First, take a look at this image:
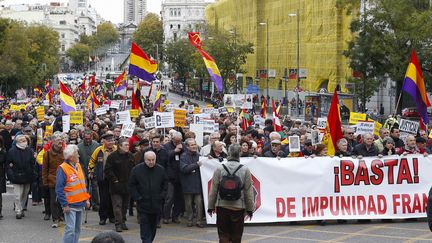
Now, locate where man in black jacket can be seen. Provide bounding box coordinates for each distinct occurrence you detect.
[105,138,135,233]
[162,131,184,224]
[128,151,167,243]
[390,127,405,154]
[353,133,378,157]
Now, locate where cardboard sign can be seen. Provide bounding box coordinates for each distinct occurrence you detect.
[62,115,70,133]
[110,100,121,110]
[194,114,211,124]
[349,112,367,124]
[311,130,321,145]
[399,119,419,135]
[203,120,216,134]
[129,109,139,118]
[356,121,374,135]
[36,106,45,122]
[144,116,155,129]
[194,107,201,114]
[218,107,228,114]
[116,110,131,124]
[155,112,175,128]
[174,109,187,128]
[288,136,301,152]
[69,111,83,125]
[10,105,20,111]
[190,123,204,147]
[95,107,108,116]
[120,123,136,138]
[36,128,44,146]
[202,107,214,114]
[44,125,53,138]
[317,117,327,129]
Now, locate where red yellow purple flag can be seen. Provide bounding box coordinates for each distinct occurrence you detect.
[322,89,343,156]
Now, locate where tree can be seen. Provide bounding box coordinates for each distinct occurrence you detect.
[66,43,91,70]
[92,22,119,49]
[133,13,164,61]
[339,0,432,112]
[164,39,196,90]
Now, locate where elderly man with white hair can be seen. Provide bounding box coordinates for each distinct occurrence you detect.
[56,144,90,243]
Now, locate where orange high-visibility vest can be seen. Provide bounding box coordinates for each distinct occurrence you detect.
[59,162,90,204]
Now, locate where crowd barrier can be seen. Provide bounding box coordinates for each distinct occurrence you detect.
[199,155,430,224]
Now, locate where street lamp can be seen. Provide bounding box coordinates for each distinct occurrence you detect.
[259,20,269,100]
[229,29,238,94]
[289,10,300,116]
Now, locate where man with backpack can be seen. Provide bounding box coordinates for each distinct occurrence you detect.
[207,143,255,243]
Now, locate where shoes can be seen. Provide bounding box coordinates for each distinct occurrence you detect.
[196,223,204,228]
[0,214,3,220]
[157,221,161,228]
[187,222,193,227]
[16,213,23,219]
[92,205,99,212]
[99,219,107,225]
[128,210,134,216]
[172,218,180,224]
[32,202,37,206]
[109,218,115,223]
[52,220,59,228]
[162,219,170,224]
[44,214,51,221]
[319,220,327,226]
[121,223,128,230]
[59,216,64,222]
[115,224,123,232]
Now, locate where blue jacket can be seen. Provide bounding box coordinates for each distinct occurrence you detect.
[179,151,202,194]
[55,162,87,208]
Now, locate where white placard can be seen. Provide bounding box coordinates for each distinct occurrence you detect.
[187,105,194,113]
[203,120,215,133]
[190,123,204,147]
[110,100,121,110]
[62,115,70,133]
[311,130,321,145]
[193,113,211,124]
[144,116,155,129]
[43,100,50,106]
[356,121,375,135]
[214,123,219,133]
[202,108,214,114]
[155,112,175,128]
[116,110,131,124]
[288,136,301,152]
[317,117,327,129]
[399,119,419,135]
[95,107,108,116]
[120,122,136,138]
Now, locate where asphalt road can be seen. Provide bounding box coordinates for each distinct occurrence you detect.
[1,185,432,243]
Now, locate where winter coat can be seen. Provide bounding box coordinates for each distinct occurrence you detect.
[179,151,202,194]
[143,147,169,169]
[42,147,64,188]
[104,150,134,195]
[128,163,167,214]
[352,143,378,157]
[163,141,184,182]
[6,145,36,184]
[77,140,99,177]
[0,148,6,193]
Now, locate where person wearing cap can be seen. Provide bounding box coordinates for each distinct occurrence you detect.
[89,132,116,225]
[263,140,287,158]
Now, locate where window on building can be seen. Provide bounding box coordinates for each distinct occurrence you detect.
[178,9,181,16]
[61,44,65,52]
[170,24,173,29]
[170,9,173,16]
[59,20,66,25]
[178,24,180,29]
[173,33,177,42]
[61,33,65,38]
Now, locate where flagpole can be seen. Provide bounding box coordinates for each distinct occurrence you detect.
[393,84,403,117]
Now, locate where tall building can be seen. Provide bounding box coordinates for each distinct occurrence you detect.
[69,0,88,14]
[124,0,147,24]
[161,0,211,42]
[205,0,356,97]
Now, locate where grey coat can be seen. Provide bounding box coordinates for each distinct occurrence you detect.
[179,151,202,194]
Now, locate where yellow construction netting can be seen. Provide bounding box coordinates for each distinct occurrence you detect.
[205,0,356,93]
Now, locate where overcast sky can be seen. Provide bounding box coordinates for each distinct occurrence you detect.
[2,0,162,23]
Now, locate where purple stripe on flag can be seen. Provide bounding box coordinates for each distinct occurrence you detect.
[60,100,75,114]
[129,64,156,81]
[207,68,223,92]
[402,77,429,124]
[153,98,161,111]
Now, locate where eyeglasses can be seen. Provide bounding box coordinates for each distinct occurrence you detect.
[347,133,354,135]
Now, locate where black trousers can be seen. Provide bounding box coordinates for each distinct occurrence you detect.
[139,212,158,243]
[98,180,114,220]
[216,207,245,243]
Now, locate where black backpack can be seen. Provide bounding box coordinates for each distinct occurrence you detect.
[218,164,243,201]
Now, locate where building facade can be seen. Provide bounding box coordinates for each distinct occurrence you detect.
[205,0,356,98]
[161,0,211,42]
[124,0,147,24]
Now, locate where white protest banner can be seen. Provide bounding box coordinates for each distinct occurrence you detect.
[155,112,175,128]
[116,110,131,124]
[95,107,108,116]
[356,121,375,135]
[120,123,136,138]
[193,113,211,124]
[62,115,70,133]
[399,119,419,135]
[200,155,431,224]
[190,123,204,147]
[143,116,155,129]
[223,94,253,109]
[317,118,327,129]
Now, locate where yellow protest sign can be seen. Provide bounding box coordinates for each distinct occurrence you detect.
[164,100,170,105]
[3,109,9,115]
[193,107,200,114]
[429,129,432,139]
[227,107,235,113]
[349,112,367,124]
[374,121,382,137]
[44,125,53,138]
[129,109,139,118]
[10,105,20,111]
[206,104,213,108]
[19,104,27,110]
[174,109,187,127]
[69,111,83,124]
[36,106,45,122]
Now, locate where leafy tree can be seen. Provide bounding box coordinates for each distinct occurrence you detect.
[339,0,432,111]
[133,13,164,61]
[92,22,119,49]
[66,43,91,70]
[164,39,196,89]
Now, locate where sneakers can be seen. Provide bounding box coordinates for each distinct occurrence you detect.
[121,223,128,230]
[115,224,123,232]
[52,220,59,228]
[44,214,51,221]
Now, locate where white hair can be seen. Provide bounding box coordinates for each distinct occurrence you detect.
[63,144,78,160]
[269,131,281,140]
[172,131,183,140]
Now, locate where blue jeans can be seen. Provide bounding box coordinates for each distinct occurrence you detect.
[63,208,83,243]
[139,212,158,243]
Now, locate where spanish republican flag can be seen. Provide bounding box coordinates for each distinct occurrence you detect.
[402,49,431,124]
[322,89,343,156]
[59,81,76,114]
[129,42,157,81]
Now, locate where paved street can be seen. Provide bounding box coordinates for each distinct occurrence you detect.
[1,186,432,243]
